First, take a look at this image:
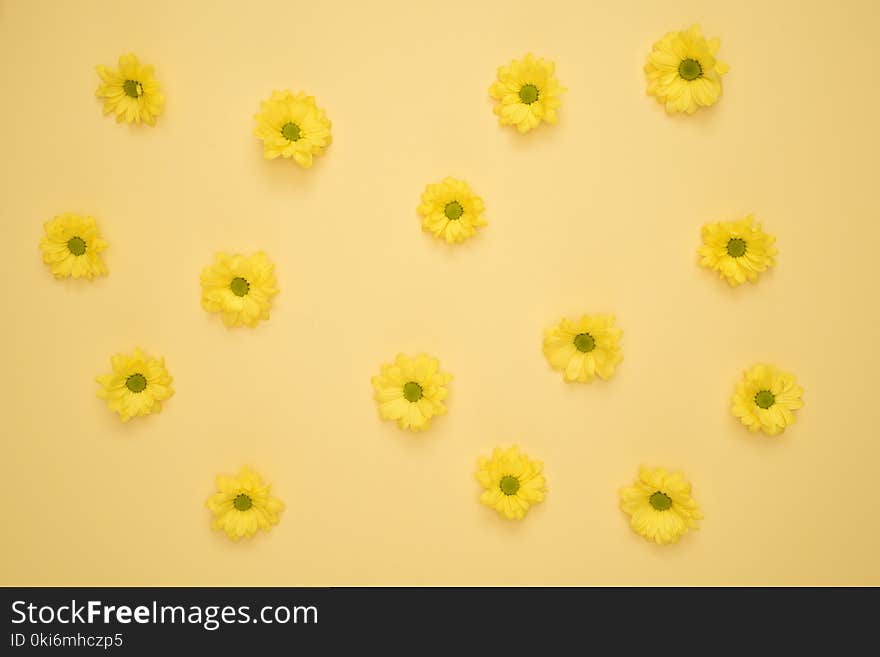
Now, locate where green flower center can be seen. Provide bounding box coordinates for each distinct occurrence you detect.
[519,83,539,104]
[755,389,776,409]
[726,238,747,258]
[281,122,302,141]
[678,58,703,81]
[574,333,596,353]
[123,79,142,98]
[403,381,423,403]
[125,373,147,393]
[230,277,250,297]
[649,491,672,511]
[500,475,520,496]
[444,201,464,220]
[67,236,86,256]
[233,494,253,511]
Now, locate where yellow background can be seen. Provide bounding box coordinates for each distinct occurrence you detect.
[2,0,879,586]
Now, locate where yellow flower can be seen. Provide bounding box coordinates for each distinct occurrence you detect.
[543,314,623,383]
[206,466,284,541]
[476,446,546,520]
[200,252,279,328]
[95,53,164,125]
[489,53,566,133]
[732,364,804,435]
[96,348,173,422]
[39,213,108,280]
[698,215,777,287]
[620,465,702,545]
[371,353,452,432]
[253,90,332,168]
[645,25,729,114]
[417,177,487,244]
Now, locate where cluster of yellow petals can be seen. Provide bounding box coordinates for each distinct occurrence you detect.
[95,53,164,125]
[645,25,729,114]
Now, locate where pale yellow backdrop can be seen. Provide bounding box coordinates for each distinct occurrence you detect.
[1,0,878,586]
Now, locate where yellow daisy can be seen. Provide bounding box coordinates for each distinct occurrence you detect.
[371,353,452,432]
[645,24,729,114]
[489,53,566,133]
[39,213,108,280]
[417,177,487,244]
[732,364,804,435]
[476,446,546,520]
[253,90,332,168]
[206,466,284,541]
[95,53,164,125]
[620,465,702,545]
[200,252,279,328]
[96,348,173,422]
[698,215,777,287]
[543,314,623,383]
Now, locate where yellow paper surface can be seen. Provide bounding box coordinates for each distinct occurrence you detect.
[1,0,879,585]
